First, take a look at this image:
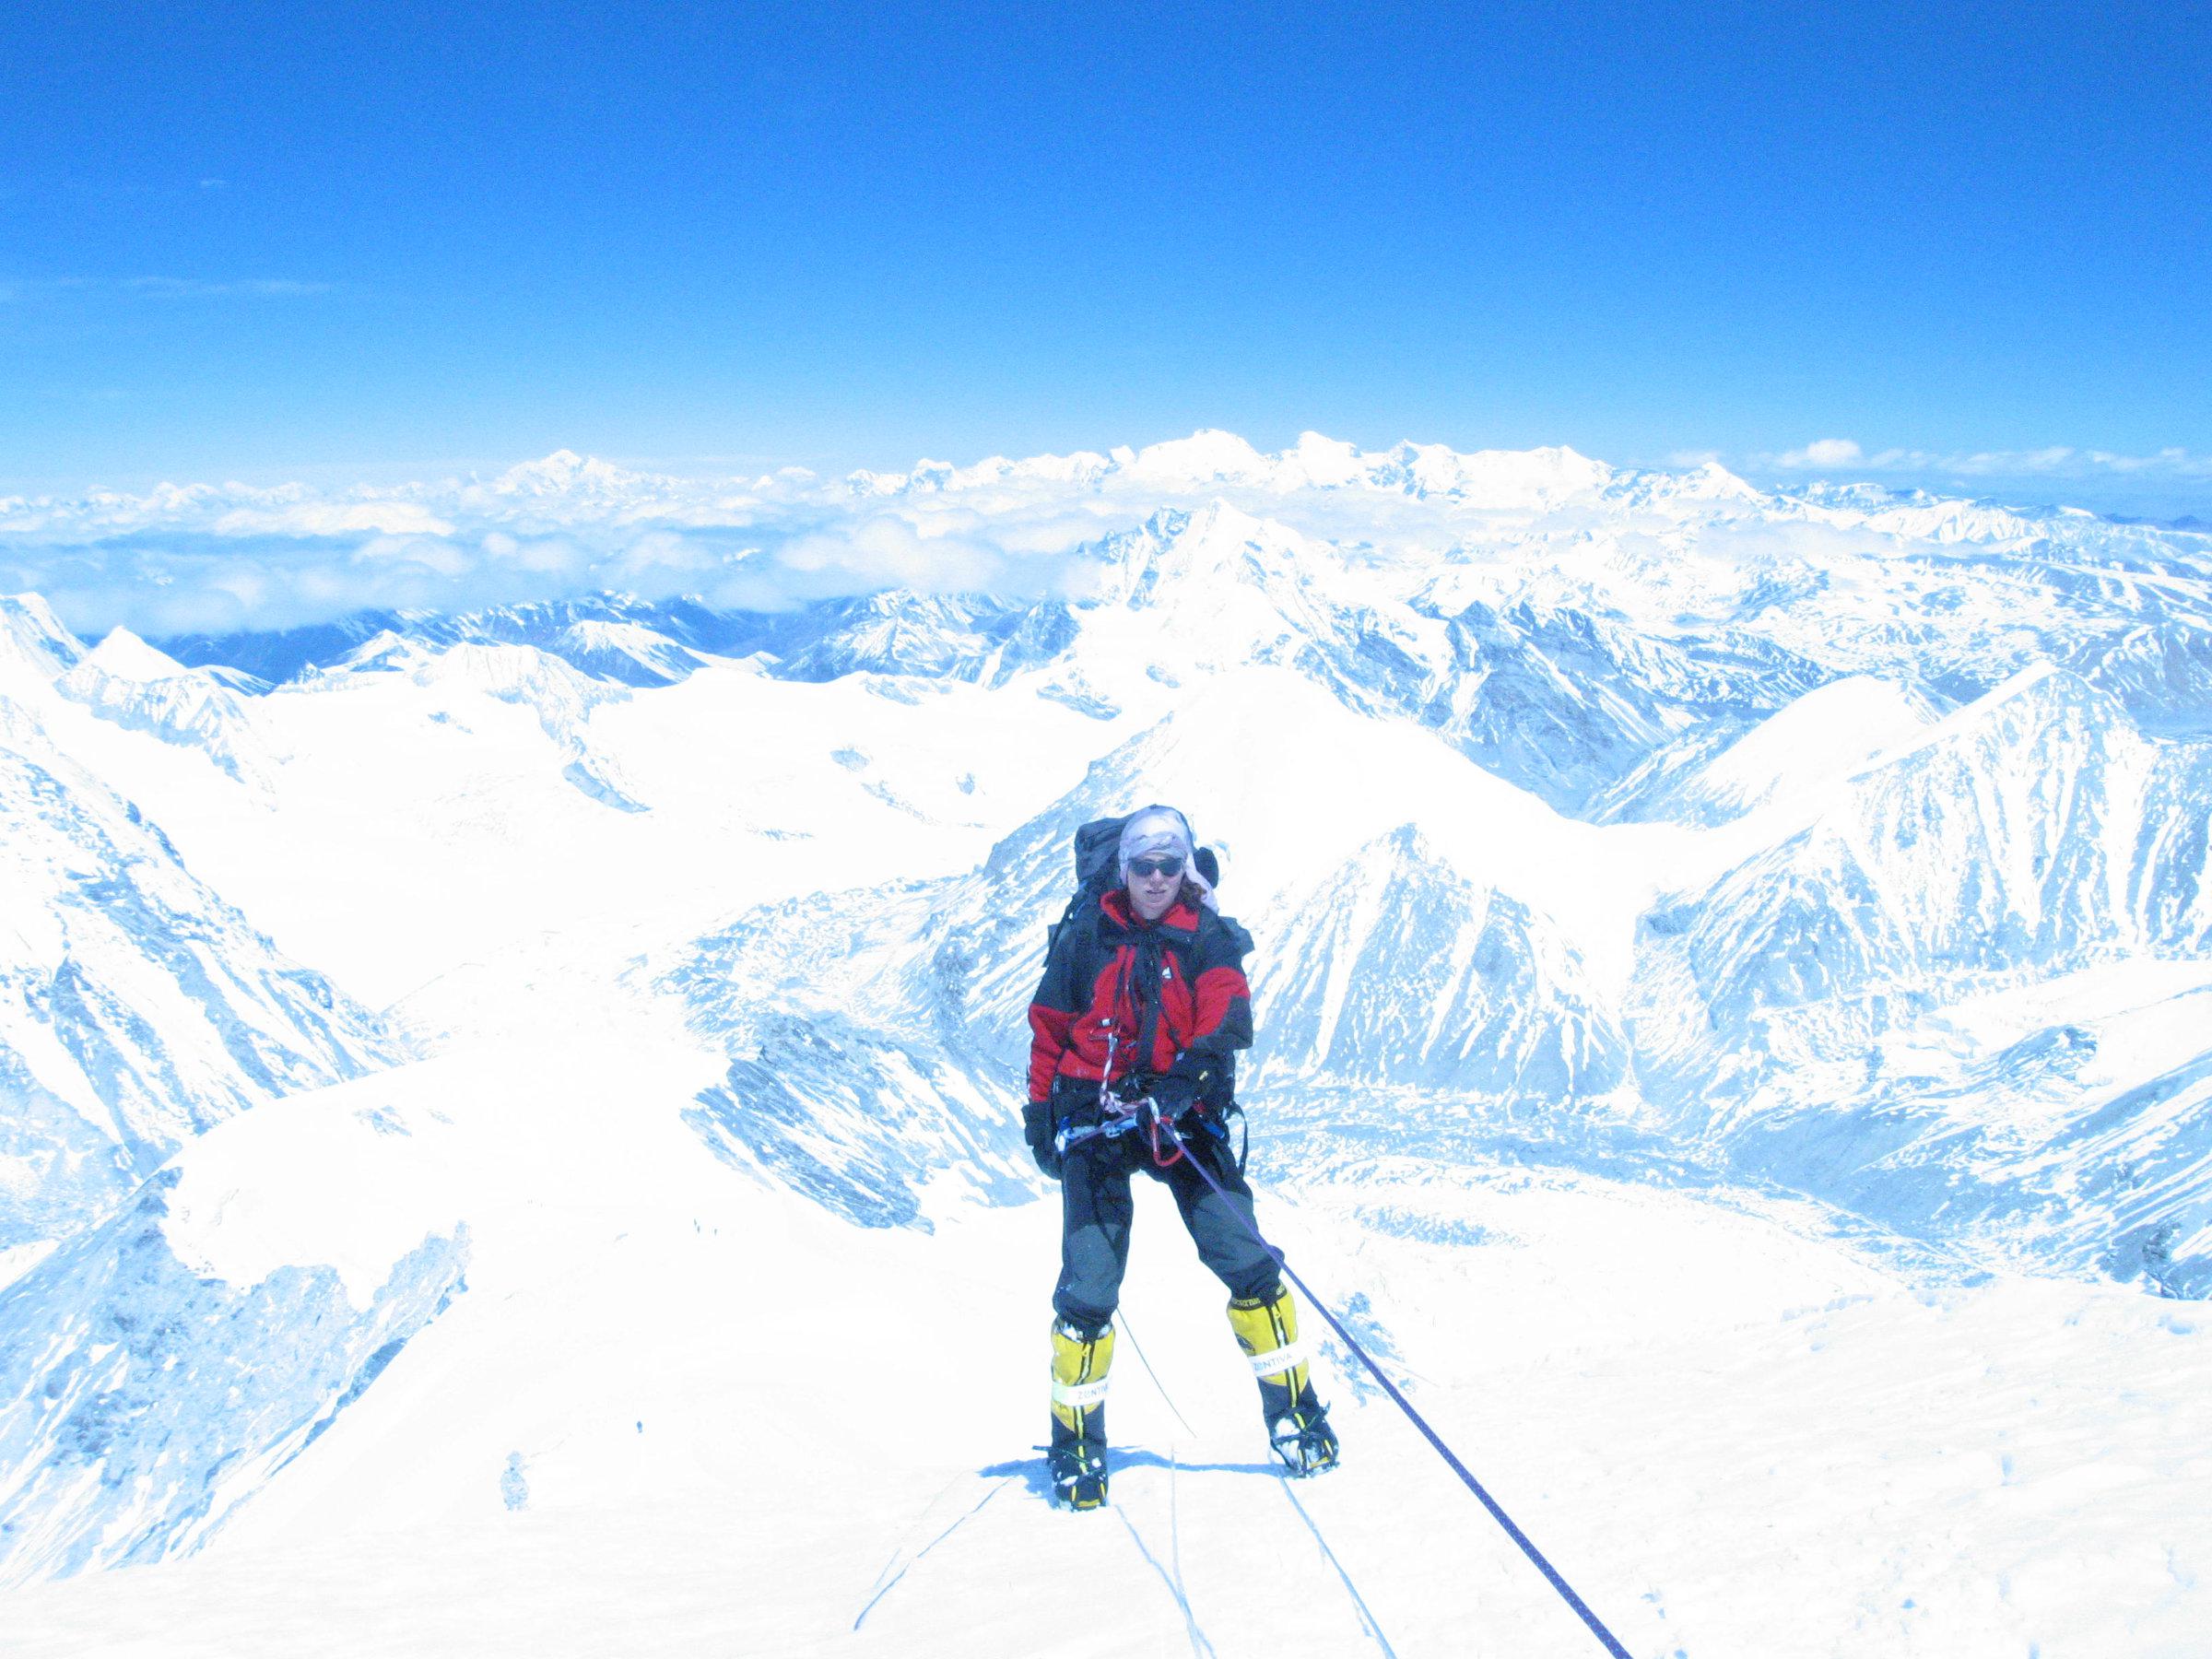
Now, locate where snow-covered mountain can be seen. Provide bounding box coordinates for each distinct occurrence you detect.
[1626,664,2212,1289]
[295,631,650,812]
[55,629,282,789]
[1594,675,1939,828]
[0,594,84,700]
[13,431,2210,1280]
[661,665,1633,1230]
[0,699,397,1254]
[849,429,1616,506]
[0,1164,464,1583]
[1,431,2209,1652]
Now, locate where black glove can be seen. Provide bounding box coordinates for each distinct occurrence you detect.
[1147,1072,1198,1118]
[1023,1100,1063,1181]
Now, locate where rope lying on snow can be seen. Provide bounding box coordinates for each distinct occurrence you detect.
[1155,1109,1636,1659]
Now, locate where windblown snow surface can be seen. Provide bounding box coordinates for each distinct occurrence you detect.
[0,435,2208,1656]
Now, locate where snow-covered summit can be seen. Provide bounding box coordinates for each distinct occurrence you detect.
[1641,675,1939,826]
[0,594,83,695]
[549,618,706,686]
[482,448,665,504]
[846,429,1617,508]
[1600,458,1766,509]
[76,626,189,682]
[54,630,278,787]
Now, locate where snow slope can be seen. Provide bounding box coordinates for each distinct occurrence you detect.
[0,1018,2201,1653]
[0,700,396,1253]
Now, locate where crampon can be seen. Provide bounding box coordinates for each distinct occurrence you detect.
[1270,1409,1341,1478]
[1047,1442,1109,1510]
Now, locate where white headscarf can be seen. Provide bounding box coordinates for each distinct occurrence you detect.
[1116,805,1216,911]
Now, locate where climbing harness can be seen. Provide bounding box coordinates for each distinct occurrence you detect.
[1053,1091,1242,1176]
[1054,1030,1242,1171]
[1133,1099,1636,1659]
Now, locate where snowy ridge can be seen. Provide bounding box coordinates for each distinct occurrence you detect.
[546,619,704,687]
[0,1169,464,1584]
[0,596,83,703]
[1601,675,1940,828]
[299,632,646,811]
[55,629,283,790]
[0,706,400,1252]
[1627,665,2212,1287]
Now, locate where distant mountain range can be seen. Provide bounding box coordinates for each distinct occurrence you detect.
[2,433,2210,1580]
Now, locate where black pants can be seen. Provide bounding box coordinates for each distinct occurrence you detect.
[1053,1124,1284,1332]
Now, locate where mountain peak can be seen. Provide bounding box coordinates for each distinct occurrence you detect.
[1123,429,1273,487]
[0,594,85,685]
[1287,430,1365,487]
[1932,662,2116,745]
[82,628,190,685]
[1089,500,1300,608]
[488,450,645,500]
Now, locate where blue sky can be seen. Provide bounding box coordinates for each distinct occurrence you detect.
[3,1,2207,514]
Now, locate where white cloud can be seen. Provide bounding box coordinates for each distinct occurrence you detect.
[349,534,474,578]
[1765,439,2212,482]
[1776,439,1865,468]
[0,458,1106,636]
[5,431,2208,641]
[2084,446,2212,477]
[794,516,995,586]
[609,530,729,582]
[213,501,453,536]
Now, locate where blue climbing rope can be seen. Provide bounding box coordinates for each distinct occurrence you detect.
[1153,1108,1636,1659]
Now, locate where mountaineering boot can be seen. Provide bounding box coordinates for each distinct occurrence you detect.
[1047,1440,1108,1512]
[1227,1288,1341,1477]
[1047,1316,1115,1510]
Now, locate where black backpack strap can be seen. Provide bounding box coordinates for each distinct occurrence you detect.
[1126,933,1165,1088]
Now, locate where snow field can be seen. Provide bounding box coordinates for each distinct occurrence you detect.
[2,1006,2204,1655]
[21,645,1123,1011]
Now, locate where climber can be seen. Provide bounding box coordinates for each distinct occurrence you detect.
[1024,805,1338,1510]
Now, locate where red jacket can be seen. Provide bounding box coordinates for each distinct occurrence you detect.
[1026,888,1253,1106]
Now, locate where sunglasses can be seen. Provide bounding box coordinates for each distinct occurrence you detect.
[1129,855,1185,880]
